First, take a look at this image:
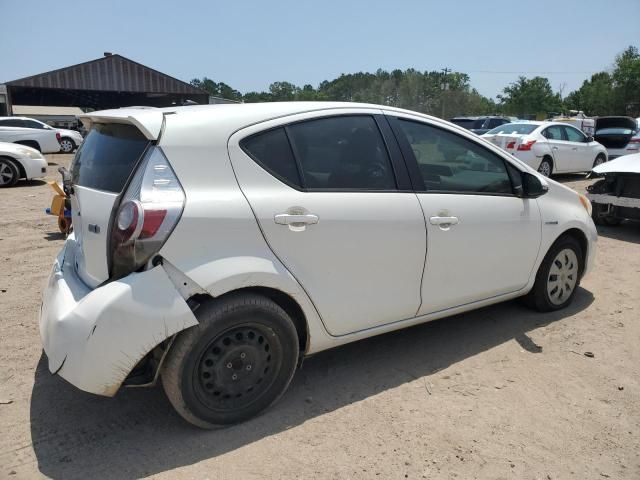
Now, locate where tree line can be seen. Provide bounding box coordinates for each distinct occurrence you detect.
[191,45,639,119]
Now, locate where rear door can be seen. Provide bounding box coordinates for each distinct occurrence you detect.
[561,125,592,171]
[69,123,150,287]
[387,114,542,313]
[228,110,426,336]
[541,125,571,172]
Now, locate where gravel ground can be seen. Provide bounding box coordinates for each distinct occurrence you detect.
[1,154,639,479]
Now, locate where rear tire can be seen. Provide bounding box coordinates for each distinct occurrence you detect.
[0,157,20,187]
[537,157,553,177]
[59,137,75,154]
[523,235,583,312]
[162,292,299,428]
[593,154,606,169]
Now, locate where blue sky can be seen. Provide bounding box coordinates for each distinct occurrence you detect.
[1,0,638,100]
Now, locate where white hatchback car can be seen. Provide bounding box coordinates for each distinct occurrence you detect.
[482,121,608,176]
[40,103,597,427]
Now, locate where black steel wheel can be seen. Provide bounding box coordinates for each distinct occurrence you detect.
[162,292,299,428]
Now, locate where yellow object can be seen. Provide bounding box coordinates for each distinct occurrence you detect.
[50,194,66,216]
[48,180,65,196]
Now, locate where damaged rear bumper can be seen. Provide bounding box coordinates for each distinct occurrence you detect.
[39,236,198,396]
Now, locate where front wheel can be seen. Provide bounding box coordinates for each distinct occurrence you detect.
[0,158,19,187]
[162,292,299,428]
[523,236,583,312]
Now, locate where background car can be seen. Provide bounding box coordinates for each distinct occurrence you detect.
[40,102,597,428]
[0,116,83,153]
[482,121,608,176]
[593,116,640,160]
[0,117,61,153]
[587,152,640,225]
[449,116,512,135]
[0,141,47,187]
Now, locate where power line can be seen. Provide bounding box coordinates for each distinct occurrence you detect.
[458,70,599,75]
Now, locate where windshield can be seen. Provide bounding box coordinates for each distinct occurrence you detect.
[486,123,537,135]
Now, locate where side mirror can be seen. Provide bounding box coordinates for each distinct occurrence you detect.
[522,172,548,198]
[586,135,594,142]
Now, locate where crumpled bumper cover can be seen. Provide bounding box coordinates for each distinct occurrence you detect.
[39,238,198,396]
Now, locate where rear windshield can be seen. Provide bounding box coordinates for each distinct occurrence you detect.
[71,123,150,193]
[486,123,537,135]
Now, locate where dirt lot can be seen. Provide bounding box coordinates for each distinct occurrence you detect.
[1,154,639,479]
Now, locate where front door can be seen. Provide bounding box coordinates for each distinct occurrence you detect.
[228,111,427,336]
[388,115,542,314]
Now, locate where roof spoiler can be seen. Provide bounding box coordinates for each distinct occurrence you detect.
[78,108,167,140]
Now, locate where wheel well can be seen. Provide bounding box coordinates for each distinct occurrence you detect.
[0,155,25,179]
[14,140,41,152]
[542,155,553,165]
[189,287,309,354]
[558,228,588,277]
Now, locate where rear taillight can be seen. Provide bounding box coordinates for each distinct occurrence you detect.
[506,141,516,149]
[517,140,536,151]
[110,147,185,279]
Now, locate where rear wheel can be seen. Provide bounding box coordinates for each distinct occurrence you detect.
[537,157,553,177]
[593,154,606,169]
[59,137,75,154]
[523,235,583,312]
[0,157,19,187]
[162,292,299,428]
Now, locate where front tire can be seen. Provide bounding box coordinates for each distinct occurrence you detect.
[0,157,20,187]
[523,235,583,312]
[162,292,299,428]
[59,137,75,154]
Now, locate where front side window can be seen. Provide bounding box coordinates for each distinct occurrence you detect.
[286,115,396,190]
[562,126,586,143]
[396,119,514,195]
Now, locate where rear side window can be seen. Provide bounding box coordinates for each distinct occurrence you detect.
[543,126,565,140]
[240,128,302,187]
[241,115,397,191]
[71,123,150,193]
[287,115,396,190]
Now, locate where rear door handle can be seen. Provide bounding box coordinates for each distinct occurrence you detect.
[274,213,319,226]
[429,216,459,228]
[552,146,559,150]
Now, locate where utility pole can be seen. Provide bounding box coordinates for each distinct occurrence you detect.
[440,67,451,119]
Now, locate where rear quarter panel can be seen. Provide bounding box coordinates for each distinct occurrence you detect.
[156,111,331,354]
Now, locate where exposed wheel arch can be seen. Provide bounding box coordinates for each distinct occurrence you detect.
[189,287,309,355]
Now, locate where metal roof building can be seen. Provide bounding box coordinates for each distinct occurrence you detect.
[1,53,209,113]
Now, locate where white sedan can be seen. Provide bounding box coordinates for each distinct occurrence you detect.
[482,121,608,176]
[0,141,48,187]
[0,117,84,153]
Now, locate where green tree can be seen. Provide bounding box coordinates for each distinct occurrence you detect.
[498,76,562,117]
[564,72,614,115]
[611,45,640,115]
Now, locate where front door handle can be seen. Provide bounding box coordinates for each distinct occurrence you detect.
[552,146,559,150]
[429,216,459,229]
[274,213,319,226]
[571,147,578,151]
